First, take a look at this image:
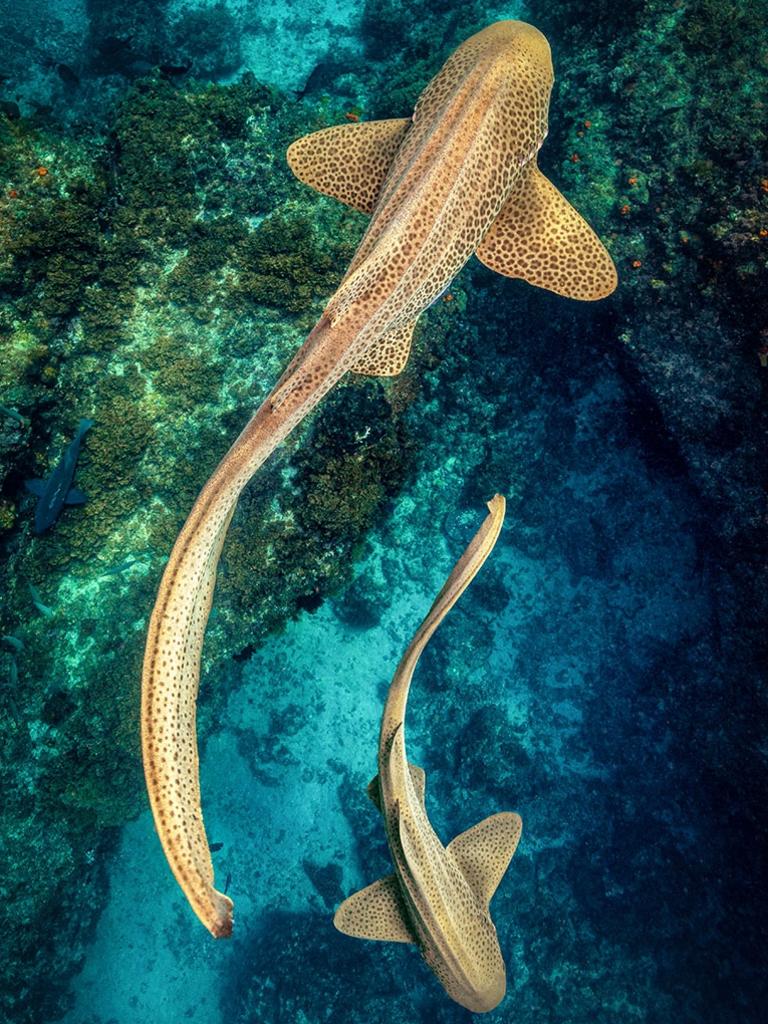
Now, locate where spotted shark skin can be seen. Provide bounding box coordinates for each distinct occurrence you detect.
[334,495,521,1013]
[141,21,616,938]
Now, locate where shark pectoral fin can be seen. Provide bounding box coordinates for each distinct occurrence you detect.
[447,812,522,906]
[367,763,426,812]
[334,874,416,943]
[25,479,46,497]
[65,487,87,505]
[352,319,417,377]
[475,165,618,301]
[286,118,410,215]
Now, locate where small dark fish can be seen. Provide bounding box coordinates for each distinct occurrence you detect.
[0,100,20,120]
[159,62,191,78]
[56,63,80,87]
[97,554,150,579]
[223,872,232,895]
[25,418,93,533]
[209,841,224,853]
[126,59,155,78]
[1,635,24,653]
[27,581,54,618]
[296,58,348,99]
[98,35,134,58]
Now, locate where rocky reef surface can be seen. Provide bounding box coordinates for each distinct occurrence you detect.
[0,1,766,1022]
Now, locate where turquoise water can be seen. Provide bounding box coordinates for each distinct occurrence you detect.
[1,2,766,1023]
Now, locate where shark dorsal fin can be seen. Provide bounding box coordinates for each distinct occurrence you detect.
[367,762,426,812]
[333,873,416,943]
[447,812,522,906]
[475,164,617,301]
[286,119,410,215]
[352,318,417,377]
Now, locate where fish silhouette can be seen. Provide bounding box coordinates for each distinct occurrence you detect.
[25,418,93,533]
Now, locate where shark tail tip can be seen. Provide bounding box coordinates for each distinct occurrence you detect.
[207,889,234,939]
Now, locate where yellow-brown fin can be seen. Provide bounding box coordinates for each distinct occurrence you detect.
[447,812,522,907]
[352,319,416,377]
[334,874,416,943]
[286,119,410,214]
[475,164,618,300]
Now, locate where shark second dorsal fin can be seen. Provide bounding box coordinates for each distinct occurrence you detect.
[352,318,416,377]
[287,119,410,215]
[475,164,617,301]
[367,763,426,812]
[447,812,522,907]
[334,874,416,943]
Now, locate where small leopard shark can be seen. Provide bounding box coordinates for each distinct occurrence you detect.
[141,20,616,938]
[25,418,93,533]
[335,495,520,1013]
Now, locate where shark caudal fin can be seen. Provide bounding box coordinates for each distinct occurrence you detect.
[475,164,617,300]
[286,118,410,215]
[447,812,522,906]
[334,874,416,943]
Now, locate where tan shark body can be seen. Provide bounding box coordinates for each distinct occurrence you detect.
[335,495,520,1013]
[141,20,616,939]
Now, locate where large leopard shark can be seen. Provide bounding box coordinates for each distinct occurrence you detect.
[335,495,521,1013]
[141,20,617,938]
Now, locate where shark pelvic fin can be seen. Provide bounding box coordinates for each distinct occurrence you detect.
[334,873,416,943]
[352,318,417,377]
[287,118,410,215]
[447,811,522,906]
[24,479,46,497]
[367,762,426,812]
[475,164,617,301]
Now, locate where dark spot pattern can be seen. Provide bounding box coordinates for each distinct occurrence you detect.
[476,164,618,299]
[352,319,416,376]
[447,812,523,906]
[287,119,411,214]
[334,874,416,943]
[325,21,557,346]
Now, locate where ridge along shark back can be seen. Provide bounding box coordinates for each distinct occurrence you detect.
[141,21,617,939]
[334,495,519,1014]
